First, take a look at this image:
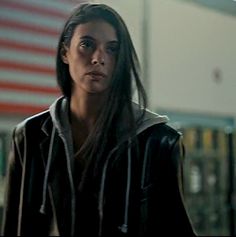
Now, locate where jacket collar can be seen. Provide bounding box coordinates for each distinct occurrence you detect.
[41,116,53,136]
[39,119,71,236]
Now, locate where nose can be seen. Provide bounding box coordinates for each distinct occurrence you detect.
[91,48,105,65]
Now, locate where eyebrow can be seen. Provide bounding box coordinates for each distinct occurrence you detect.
[80,35,119,44]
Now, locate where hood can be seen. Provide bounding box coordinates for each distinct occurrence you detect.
[115,102,169,143]
[42,97,169,236]
[49,96,71,136]
[132,101,169,135]
[40,96,76,236]
[49,97,169,145]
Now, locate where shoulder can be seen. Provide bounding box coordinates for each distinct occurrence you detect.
[136,123,183,163]
[151,123,181,136]
[139,123,182,145]
[14,110,51,138]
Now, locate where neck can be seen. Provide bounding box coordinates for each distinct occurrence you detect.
[70,91,107,131]
[69,91,107,155]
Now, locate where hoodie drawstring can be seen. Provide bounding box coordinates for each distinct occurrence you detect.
[59,133,76,237]
[118,138,132,234]
[98,139,132,236]
[40,124,76,236]
[98,151,113,237]
[141,137,152,189]
[40,125,56,214]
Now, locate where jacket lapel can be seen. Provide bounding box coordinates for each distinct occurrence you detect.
[39,118,72,236]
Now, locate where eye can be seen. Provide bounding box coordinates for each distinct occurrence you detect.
[79,39,95,51]
[107,42,119,55]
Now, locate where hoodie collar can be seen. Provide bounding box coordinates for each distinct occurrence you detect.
[132,101,169,134]
[47,97,169,138]
[115,101,169,139]
[41,96,69,136]
[48,96,71,135]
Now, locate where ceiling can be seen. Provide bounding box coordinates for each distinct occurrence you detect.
[181,0,236,17]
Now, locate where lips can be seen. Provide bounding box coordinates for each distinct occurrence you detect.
[86,71,106,79]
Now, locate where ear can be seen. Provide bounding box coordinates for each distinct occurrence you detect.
[60,43,69,64]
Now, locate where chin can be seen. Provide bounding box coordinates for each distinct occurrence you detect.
[87,86,109,94]
[87,89,107,95]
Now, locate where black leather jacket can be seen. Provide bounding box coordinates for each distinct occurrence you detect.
[2,99,196,236]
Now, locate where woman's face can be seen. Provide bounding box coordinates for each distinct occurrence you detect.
[62,20,119,96]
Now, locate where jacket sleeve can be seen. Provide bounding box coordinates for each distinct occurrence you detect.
[1,127,24,235]
[138,129,197,236]
[171,135,197,236]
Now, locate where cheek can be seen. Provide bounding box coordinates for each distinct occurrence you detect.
[68,60,82,81]
[69,56,87,73]
[108,57,116,73]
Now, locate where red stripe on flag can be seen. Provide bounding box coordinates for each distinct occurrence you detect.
[0,60,55,76]
[0,0,69,19]
[0,101,48,115]
[0,19,59,37]
[0,81,60,95]
[0,39,55,56]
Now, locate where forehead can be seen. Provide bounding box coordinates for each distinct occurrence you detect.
[72,20,118,41]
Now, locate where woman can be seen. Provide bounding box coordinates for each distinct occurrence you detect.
[1,3,196,236]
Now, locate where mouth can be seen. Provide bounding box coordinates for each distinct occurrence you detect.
[86,71,106,79]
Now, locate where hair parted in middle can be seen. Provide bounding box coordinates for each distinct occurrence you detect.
[55,2,147,187]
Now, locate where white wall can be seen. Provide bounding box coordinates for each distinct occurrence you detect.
[98,0,145,71]
[100,0,236,123]
[149,0,236,118]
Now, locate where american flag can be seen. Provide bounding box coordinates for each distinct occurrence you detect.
[0,0,86,115]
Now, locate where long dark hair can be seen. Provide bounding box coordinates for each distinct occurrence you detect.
[56,3,147,186]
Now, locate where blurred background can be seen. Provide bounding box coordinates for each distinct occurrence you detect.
[0,0,235,235]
